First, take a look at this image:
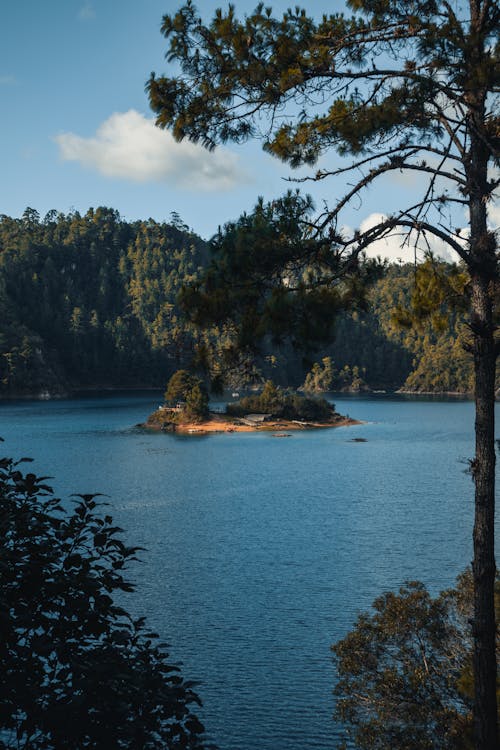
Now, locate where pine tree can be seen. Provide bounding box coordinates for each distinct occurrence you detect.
[148,3,499,746]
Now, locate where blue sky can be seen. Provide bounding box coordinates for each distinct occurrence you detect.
[2,1,495,259]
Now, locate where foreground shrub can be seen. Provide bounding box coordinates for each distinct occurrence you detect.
[333,571,500,750]
[0,445,208,749]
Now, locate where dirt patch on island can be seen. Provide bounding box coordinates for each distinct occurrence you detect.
[142,411,361,435]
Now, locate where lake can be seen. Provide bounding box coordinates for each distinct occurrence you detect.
[0,392,495,749]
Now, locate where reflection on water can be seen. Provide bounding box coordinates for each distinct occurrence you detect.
[0,392,495,750]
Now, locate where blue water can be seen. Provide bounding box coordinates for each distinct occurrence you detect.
[0,393,495,749]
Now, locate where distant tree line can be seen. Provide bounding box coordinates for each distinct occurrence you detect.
[0,208,488,397]
[0,207,217,396]
[304,262,480,394]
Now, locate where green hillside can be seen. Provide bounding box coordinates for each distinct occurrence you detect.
[0,208,479,397]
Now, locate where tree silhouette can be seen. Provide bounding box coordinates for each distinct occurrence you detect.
[0,445,208,749]
[148,3,499,744]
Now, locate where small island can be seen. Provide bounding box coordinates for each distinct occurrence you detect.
[142,372,360,435]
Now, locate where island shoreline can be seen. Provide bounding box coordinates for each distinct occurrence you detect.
[140,411,362,435]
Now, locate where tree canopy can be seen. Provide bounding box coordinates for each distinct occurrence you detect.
[226,379,337,420]
[148,0,498,257]
[165,369,209,420]
[179,193,378,355]
[333,570,500,750]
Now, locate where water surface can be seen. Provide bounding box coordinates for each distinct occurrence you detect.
[0,393,494,749]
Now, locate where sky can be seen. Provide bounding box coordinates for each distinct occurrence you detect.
[1,1,497,260]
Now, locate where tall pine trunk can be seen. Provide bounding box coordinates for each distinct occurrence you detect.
[468,85,498,744]
[471,271,498,750]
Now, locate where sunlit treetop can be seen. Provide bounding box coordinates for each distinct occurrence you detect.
[148,1,498,263]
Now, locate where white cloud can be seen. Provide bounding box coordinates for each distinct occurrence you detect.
[359,212,456,263]
[78,2,95,21]
[487,200,500,230]
[54,110,245,191]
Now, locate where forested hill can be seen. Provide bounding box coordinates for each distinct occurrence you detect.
[0,207,214,396]
[308,264,475,395]
[0,208,476,398]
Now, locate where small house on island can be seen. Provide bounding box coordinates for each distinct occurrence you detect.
[239,413,274,426]
[161,400,187,412]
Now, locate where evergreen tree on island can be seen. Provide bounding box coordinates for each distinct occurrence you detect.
[165,369,210,421]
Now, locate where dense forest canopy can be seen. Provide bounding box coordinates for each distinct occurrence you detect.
[0,207,212,394]
[0,207,486,397]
